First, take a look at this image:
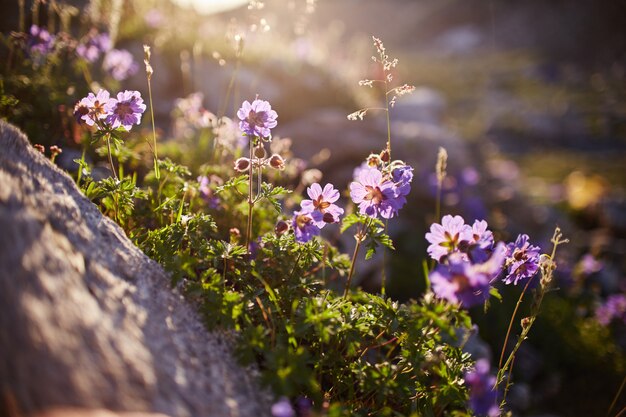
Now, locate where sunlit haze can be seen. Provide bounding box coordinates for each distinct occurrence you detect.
[169,0,248,15]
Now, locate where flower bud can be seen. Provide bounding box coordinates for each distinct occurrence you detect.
[521,317,531,331]
[269,154,285,170]
[274,220,289,235]
[367,153,381,167]
[254,145,267,159]
[229,227,241,240]
[234,157,250,172]
[380,149,390,163]
[322,212,336,224]
[33,144,45,154]
[50,145,62,156]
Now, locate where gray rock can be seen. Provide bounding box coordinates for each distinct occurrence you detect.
[0,121,269,417]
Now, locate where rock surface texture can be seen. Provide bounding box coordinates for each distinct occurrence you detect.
[0,121,268,417]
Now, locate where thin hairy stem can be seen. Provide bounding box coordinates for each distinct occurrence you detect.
[607,375,626,417]
[105,134,118,181]
[496,227,568,400]
[344,233,364,298]
[146,75,160,180]
[498,275,535,370]
[501,352,517,406]
[384,84,392,159]
[245,139,254,252]
[381,220,389,296]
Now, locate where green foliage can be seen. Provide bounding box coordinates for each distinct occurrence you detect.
[341,213,395,260]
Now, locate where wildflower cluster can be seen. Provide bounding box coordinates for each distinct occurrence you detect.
[3,12,580,416]
[74,89,145,132]
[426,215,544,308]
[22,25,137,81]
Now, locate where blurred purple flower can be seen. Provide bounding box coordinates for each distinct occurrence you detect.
[144,9,165,28]
[76,30,111,62]
[75,89,111,127]
[350,167,403,219]
[430,244,505,308]
[503,234,541,285]
[465,359,500,417]
[237,99,278,138]
[579,253,603,275]
[352,162,370,181]
[294,397,313,417]
[271,397,295,417]
[301,183,344,227]
[197,176,220,209]
[467,219,495,263]
[292,210,320,243]
[103,49,139,81]
[27,25,55,56]
[596,294,626,326]
[106,90,146,131]
[392,164,413,197]
[425,214,473,262]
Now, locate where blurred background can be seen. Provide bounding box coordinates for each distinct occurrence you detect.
[1,0,625,415]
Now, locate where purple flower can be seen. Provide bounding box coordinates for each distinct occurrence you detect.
[425,215,473,262]
[292,210,320,243]
[596,294,626,326]
[392,164,413,197]
[106,90,146,131]
[430,244,505,308]
[74,89,111,127]
[579,253,603,275]
[503,234,541,285]
[197,176,220,209]
[271,397,295,417]
[352,162,370,181]
[467,219,495,263]
[237,99,278,138]
[103,49,138,81]
[76,30,111,62]
[28,25,55,56]
[464,359,500,417]
[300,183,344,227]
[350,167,403,219]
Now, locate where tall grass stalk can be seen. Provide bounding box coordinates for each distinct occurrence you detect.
[143,45,160,180]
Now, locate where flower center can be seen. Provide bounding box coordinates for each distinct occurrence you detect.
[92,100,107,118]
[364,185,384,205]
[441,231,460,249]
[296,213,312,229]
[313,195,331,212]
[513,248,526,262]
[247,110,266,127]
[115,102,133,118]
[452,273,470,292]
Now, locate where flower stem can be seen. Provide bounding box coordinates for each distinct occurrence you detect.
[384,82,392,159]
[344,234,363,298]
[146,73,160,180]
[498,275,534,370]
[105,134,118,181]
[607,375,626,417]
[245,138,254,252]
